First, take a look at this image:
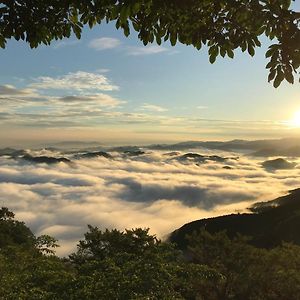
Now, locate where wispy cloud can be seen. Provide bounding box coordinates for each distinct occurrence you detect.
[127,45,169,56]
[0,85,38,97]
[52,40,81,50]
[0,72,291,140]
[30,71,119,92]
[56,94,125,108]
[88,37,170,56]
[96,68,110,73]
[88,37,121,51]
[139,103,168,112]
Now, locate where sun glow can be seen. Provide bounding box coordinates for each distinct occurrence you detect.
[288,110,300,128]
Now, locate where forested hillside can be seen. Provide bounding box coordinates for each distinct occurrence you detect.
[170,188,300,250]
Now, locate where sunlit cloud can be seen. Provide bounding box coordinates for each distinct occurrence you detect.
[0,149,299,255]
[30,71,119,92]
[88,37,121,50]
[0,72,297,142]
[139,103,168,112]
[56,94,126,108]
[0,84,38,98]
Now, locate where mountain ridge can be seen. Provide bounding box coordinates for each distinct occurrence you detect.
[170,188,300,249]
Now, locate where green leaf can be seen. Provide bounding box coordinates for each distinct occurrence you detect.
[0,37,6,48]
[285,71,294,84]
[266,46,278,58]
[220,48,226,57]
[209,55,216,64]
[132,21,140,32]
[253,37,261,47]
[132,2,141,14]
[170,32,177,46]
[241,42,247,52]
[227,49,234,59]
[266,61,274,69]
[248,45,255,57]
[123,25,130,37]
[268,69,276,82]
[273,71,284,88]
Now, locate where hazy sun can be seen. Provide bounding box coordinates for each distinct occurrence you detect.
[289,110,300,127]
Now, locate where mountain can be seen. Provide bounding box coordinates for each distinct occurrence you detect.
[123,150,146,156]
[75,151,113,159]
[148,140,252,151]
[109,146,142,152]
[262,158,297,170]
[22,154,71,164]
[169,188,300,249]
[148,138,300,156]
[173,153,238,164]
[251,146,300,157]
[0,148,27,157]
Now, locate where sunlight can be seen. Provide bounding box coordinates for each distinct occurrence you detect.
[288,110,300,128]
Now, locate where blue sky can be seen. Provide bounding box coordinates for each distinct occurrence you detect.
[0,22,300,146]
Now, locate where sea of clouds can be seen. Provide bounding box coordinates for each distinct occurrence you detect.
[1,147,300,256]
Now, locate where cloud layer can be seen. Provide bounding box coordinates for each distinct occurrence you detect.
[1,148,299,256]
[0,69,292,144]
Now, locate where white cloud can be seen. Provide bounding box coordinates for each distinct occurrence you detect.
[88,37,121,51]
[139,103,168,112]
[127,45,169,56]
[30,71,119,92]
[0,149,299,256]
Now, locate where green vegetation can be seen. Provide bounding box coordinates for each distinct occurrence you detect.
[1,206,300,299]
[0,1,299,87]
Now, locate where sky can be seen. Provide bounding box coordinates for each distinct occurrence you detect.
[0,21,300,146]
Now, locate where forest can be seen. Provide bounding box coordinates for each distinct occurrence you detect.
[1,205,300,300]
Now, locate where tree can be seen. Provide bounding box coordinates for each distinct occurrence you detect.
[0,207,73,300]
[186,228,300,300]
[0,207,35,249]
[0,248,74,300]
[0,207,59,254]
[2,208,300,299]
[68,226,185,299]
[0,0,299,87]
[69,226,221,299]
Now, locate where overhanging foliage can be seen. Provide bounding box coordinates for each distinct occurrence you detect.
[0,0,299,87]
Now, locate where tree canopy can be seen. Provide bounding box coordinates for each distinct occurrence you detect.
[2,207,300,299]
[0,0,299,87]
